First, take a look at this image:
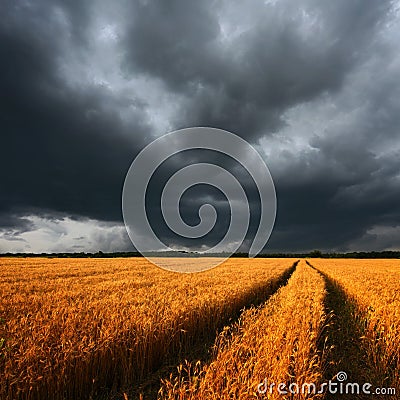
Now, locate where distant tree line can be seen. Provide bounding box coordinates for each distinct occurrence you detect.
[0,250,399,259]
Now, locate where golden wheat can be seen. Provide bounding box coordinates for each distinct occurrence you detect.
[159,260,327,400]
[0,257,294,399]
[2,258,397,400]
[312,259,400,392]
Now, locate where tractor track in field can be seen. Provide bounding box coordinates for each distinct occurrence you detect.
[126,260,300,400]
[306,260,395,400]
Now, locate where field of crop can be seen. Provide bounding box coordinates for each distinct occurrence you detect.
[311,259,400,396]
[0,257,398,399]
[0,257,295,399]
[159,260,327,400]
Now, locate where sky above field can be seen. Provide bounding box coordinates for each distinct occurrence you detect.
[1,0,400,253]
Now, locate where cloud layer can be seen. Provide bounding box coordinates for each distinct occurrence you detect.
[1,0,399,252]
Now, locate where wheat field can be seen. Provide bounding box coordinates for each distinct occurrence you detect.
[159,260,327,400]
[0,257,295,399]
[0,257,398,399]
[311,259,400,396]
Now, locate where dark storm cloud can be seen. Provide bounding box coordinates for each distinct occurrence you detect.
[0,0,399,252]
[0,0,150,223]
[0,213,34,235]
[264,116,400,252]
[124,0,392,139]
[267,114,400,251]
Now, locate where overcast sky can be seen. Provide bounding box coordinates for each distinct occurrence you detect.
[1,0,400,253]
